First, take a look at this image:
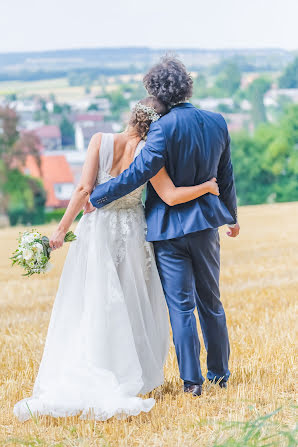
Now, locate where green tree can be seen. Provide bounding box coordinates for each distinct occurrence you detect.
[279,57,298,88]
[0,106,41,170]
[192,74,209,98]
[87,103,99,111]
[59,117,75,146]
[53,103,63,114]
[215,63,242,96]
[0,106,46,225]
[246,77,271,128]
[106,90,129,120]
[231,104,298,205]
[2,168,46,225]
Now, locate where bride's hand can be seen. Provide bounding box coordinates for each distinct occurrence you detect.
[49,228,66,251]
[206,177,220,196]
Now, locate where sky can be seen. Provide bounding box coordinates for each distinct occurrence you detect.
[1,0,297,53]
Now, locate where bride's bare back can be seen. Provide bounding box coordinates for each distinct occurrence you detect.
[110,133,142,177]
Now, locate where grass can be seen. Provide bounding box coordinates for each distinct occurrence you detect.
[0,74,141,101]
[0,78,103,102]
[0,202,297,446]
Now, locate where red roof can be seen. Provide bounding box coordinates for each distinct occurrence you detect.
[34,125,61,139]
[25,154,74,208]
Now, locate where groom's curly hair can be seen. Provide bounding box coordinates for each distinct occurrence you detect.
[143,56,193,108]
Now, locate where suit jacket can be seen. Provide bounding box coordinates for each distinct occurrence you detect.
[90,103,237,241]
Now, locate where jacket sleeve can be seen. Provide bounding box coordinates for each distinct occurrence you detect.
[90,122,166,208]
[217,124,238,224]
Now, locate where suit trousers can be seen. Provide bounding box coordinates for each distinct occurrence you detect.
[154,228,230,385]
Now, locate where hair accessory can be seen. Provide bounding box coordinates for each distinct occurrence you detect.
[134,103,161,122]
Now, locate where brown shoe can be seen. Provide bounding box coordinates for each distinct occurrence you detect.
[183,384,202,397]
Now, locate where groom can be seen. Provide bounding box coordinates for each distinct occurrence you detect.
[90,57,240,396]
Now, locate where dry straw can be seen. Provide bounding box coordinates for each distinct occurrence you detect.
[0,202,297,446]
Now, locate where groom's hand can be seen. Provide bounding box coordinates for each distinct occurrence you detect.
[226,223,240,238]
[83,201,96,215]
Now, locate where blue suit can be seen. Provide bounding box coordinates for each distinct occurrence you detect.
[91,103,237,385]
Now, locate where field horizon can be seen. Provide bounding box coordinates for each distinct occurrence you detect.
[0,202,297,446]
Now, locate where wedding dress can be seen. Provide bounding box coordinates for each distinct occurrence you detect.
[14,134,169,421]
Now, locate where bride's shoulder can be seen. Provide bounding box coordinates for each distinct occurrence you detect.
[90,132,103,144]
[88,132,102,147]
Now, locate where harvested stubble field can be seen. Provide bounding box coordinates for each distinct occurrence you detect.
[0,203,297,447]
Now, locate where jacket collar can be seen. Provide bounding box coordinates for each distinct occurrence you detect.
[170,102,203,125]
[171,102,195,109]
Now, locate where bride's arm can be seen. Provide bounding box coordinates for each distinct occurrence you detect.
[49,133,102,250]
[150,167,219,206]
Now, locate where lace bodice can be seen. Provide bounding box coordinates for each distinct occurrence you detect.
[96,134,145,211]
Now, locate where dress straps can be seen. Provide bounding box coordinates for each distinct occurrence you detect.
[134,140,145,159]
[99,133,114,174]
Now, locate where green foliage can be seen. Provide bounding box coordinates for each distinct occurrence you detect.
[53,103,63,114]
[105,90,129,120]
[215,63,242,97]
[59,116,75,146]
[232,104,298,205]
[44,208,65,222]
[212,409,297,447]
[193,74,226,99]
[0,105,46,225]
[6,92,17,101]
[193,63,241,100]
[246,77,271,127]
[269,95,294,122]
[279,57,298,88]
[87,103,99,111]
[3,169,46,226]
[122,82,147,101]
[45,208,82,223]
[217,103,234,114]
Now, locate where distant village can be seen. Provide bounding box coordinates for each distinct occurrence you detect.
[1,47,297,212]
[0,93,125,209]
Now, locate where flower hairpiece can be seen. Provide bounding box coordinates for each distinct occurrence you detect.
[135,103,161,122]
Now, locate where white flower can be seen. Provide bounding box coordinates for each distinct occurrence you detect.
[23,248,34,261]
[33,242,43,253]
[22,233,35,244]
[36,253,43,263]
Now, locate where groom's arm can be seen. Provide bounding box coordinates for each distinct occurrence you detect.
[90,122,166,208]
[217,126,238,225]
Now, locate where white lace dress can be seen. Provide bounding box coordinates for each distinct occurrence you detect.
[14,134,169,421]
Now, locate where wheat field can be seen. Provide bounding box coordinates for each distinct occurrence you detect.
[0,203,297,446]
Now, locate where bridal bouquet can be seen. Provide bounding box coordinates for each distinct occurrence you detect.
[10,229,76,276]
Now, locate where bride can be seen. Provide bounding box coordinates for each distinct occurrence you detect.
[14,96,220,422]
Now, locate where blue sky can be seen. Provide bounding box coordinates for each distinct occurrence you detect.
[1,0,297,52]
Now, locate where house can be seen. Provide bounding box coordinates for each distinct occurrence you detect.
[264,88,298,107]
[74,112,104,125]
[44,150,86,185]
[24,154,75,209]
[9,99,41,125]
[75,122,114,152]
[67,99,111,114]
[33,125,62,151]
[94,98,111,114]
